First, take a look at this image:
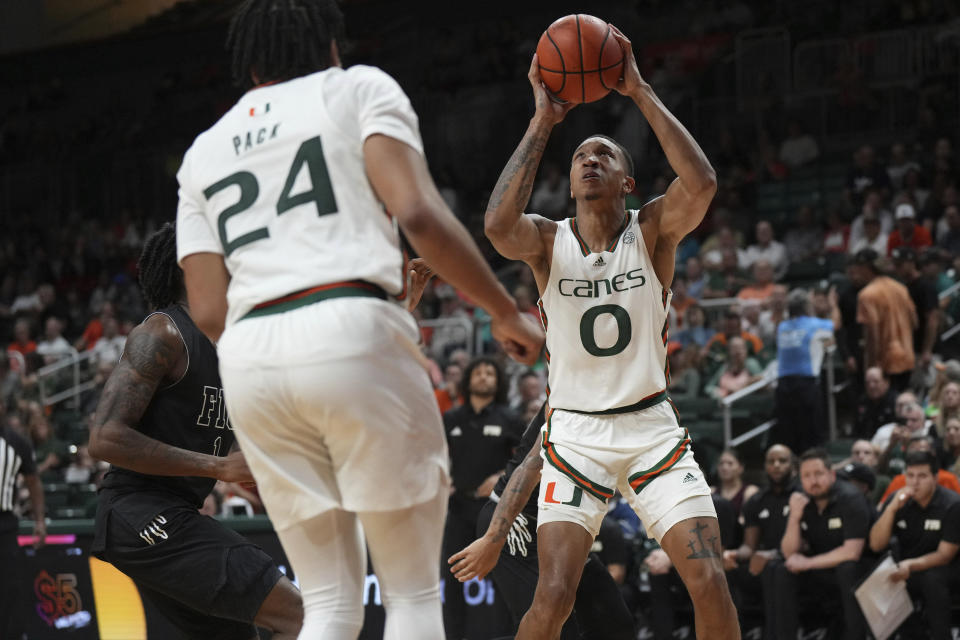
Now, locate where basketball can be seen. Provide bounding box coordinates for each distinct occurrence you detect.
[536,15,624,104]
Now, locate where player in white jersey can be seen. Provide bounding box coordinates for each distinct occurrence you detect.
[484,27,739,640]
[174,2,544,639]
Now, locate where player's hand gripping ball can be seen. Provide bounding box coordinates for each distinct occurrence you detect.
[535,14,624,104]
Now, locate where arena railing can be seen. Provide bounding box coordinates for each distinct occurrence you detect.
[418,316,478,359]
[721,345,842,448]
[938,281,960,343]
[37,349,98,408]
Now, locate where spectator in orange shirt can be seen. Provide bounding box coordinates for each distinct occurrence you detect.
[7,318,36,356]
[852,249,917,391]
[737,260,776,303]
[704,307,764,374]
[887,203,933,255]
[435,361,464,415]
[878,435,960,504]
[670,277,695,329]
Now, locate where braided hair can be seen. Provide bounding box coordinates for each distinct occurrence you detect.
[227,0,345,89]
[138,222,184,311]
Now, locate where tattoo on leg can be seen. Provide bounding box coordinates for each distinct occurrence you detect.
[686,520,720,559]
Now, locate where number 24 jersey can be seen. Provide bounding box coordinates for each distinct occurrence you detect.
[176,65,421,326]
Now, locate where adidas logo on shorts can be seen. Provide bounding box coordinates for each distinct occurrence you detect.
[682,472,697,484]
[592,256,605,268]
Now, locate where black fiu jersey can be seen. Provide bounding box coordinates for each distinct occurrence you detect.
[493,404,545,519]
[101,305,234,507]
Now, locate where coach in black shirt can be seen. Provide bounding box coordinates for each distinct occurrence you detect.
[774,448,871,640]
[869,450,960,640]
[441,356,522,639]
[725,444,795,635]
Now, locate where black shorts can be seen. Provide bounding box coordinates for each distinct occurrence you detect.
[477,501,634,640]
[92,489,282,640]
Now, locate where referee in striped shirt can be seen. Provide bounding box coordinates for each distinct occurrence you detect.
[0,401,46,639]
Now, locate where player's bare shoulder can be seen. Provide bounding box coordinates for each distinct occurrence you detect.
[124,313,189,386]
[636,196,665,254]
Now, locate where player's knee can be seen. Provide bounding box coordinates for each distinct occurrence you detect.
[684,560,728,604]
[255,577,304,634]
[533,575,578,618]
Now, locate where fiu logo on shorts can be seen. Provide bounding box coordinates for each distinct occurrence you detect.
[34,571,84,627]
[139,515,169,545]
[558,269,646,299]
[544,482,583,507]
[197,386,232,430]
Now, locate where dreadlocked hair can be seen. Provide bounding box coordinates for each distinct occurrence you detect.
[227,0,345,89]
[138,222,184,311]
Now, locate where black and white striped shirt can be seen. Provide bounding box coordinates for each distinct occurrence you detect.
[0,425,36,534]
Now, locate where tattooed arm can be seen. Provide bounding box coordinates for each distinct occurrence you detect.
[484,55,572,273]
[447,439,544,582]
[87,314,252,482]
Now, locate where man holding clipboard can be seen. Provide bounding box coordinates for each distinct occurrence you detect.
[869,450,960,639]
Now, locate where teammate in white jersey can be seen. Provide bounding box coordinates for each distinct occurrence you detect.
[175,2,543,639]
[484,27,739,640]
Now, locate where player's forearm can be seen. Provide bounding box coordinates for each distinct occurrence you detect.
[628,84,716,196]
[90,421,222,479]
[484,118,553,237]
[484,448,543,544]
[403,213,517,321]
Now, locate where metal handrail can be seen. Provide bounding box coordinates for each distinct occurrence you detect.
[418,316,476,358]
[719,372,776,446]
[37,349,98,408]
[939,280,960,301]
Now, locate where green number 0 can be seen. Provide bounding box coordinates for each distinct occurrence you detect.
[579,304,632,357]
[205,136,339,257]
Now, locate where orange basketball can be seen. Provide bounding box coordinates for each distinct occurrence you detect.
[536,15,624,104]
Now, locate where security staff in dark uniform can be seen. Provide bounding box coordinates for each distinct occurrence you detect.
[441,356,523,639]
[447,404,635,640]
[869,450,960,640]
[774,448,872,640]
[0,412,46,640]
[87,224,302,640]
[725,443,796,638]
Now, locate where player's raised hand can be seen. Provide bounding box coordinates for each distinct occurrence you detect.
[607,25,645,97]
[491,310,545,366]
[449,535,502,582]
[405,258,435,311]
[529,54,576,125]
[217,450,256,484]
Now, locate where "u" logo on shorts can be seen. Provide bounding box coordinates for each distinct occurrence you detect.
[544,482,583,507]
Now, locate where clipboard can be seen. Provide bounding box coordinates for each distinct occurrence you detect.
[853,553,914,640]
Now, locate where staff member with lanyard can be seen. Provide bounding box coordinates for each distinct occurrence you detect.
[441,356,523,639]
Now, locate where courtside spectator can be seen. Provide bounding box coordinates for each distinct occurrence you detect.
[855,367,897,439]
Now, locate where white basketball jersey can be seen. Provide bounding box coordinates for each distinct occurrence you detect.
[176,65,422,326]
[539,210,672,413]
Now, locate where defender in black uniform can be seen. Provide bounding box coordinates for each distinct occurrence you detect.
[448,404,634,639]
[88,223,302,640]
